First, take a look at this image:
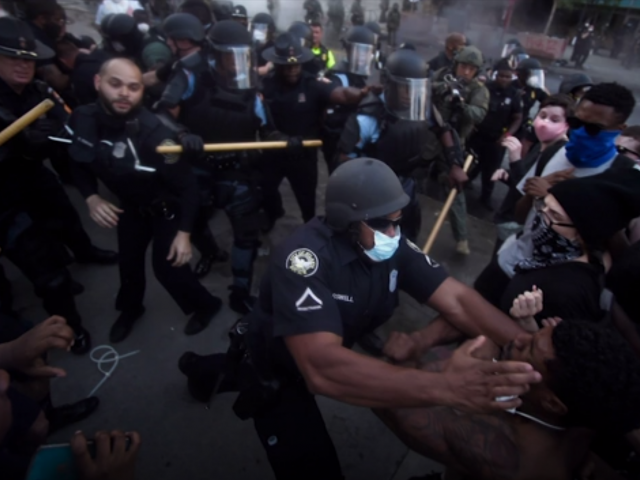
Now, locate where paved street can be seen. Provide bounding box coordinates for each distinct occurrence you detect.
[8,2,640,478]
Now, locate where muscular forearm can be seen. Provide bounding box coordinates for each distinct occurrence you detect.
[412,317,465,353]
[303,344,450,408]
[330,86,364,105]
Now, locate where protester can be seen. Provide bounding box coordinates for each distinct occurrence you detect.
[427,32,466,72]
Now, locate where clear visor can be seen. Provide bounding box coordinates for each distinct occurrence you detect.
[510,52,529,69]
[385,75,430,121]
[501,43,517,58]
[347,42,374,76]
[214,46,256,90]
[252,23,268,45]
[527,69,545,89]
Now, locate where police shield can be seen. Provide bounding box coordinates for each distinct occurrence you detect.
[347,42,375,76]
[213,45,257,90]
[251,23,269,47]
[527,68,546,89]
[385,75,430,121]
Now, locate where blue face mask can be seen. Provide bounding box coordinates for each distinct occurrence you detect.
[565,126,620,168]
[362,226,401,262]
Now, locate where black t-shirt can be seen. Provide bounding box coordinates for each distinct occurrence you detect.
[475,82,522,140]
[427,51,451,73]
[261,71,336,138]
[252,217,449,374]
[500,261,603,324]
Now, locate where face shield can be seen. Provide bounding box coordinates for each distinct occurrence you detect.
[347,42,374,76]
[527,69,545,89]
[385,75,430,121]
[500,43,518,59]
[214,45,256,90]
[252,23,269,47]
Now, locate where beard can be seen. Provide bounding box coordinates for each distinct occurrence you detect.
[98,91,142,119]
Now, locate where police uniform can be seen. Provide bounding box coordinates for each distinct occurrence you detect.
[260,70,337,224]
[245,217,449,479]
[467,80,522,202]
[67,103,221,320]
[308,44,336,76]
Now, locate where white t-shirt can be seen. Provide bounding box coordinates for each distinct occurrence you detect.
[95,0,144,26]
[498,149,618,278]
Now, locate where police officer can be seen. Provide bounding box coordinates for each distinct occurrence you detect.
[253,12,277,76]
[364,21,385,69]
[68,58,223,342]
[432,45,489,255]
[559,72,592,102]
[322,25,376,173]
[514,57,548,157]
[308,20,336,77]
[155,18,282,314]
[467,58,522,210]
[0,16,99,354]
[304,0,324,23]
[260,32,375,228]
[337,48,466,243]
[288,20,313,49]
[179,158,541,480]
[350,0,365,26]
[231,4,249,28]
[327,0,345,38]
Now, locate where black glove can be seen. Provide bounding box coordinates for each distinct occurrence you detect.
[180,133,204,157]
[443,145,464,169]
[23,118,58,145]
[287,136,305,157]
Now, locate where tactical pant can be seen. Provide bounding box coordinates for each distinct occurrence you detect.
[467,135,505,202]
[115,206,219,314]
[261,149,318,224]
[321,131,340,175]
[0,211,82,331]
[190,170,224,259]
[197,167,263,292]
[388,28,398,47]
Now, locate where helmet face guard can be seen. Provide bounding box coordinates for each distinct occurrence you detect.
[252,23,269,46]
[347,42,375,76]
[385,75,431,121]
[213,45,257,90]
[527,68,545,89]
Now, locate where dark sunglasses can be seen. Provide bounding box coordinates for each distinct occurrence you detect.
[364,217,402,232]
[566,116,606,136]
[617,145,640,159]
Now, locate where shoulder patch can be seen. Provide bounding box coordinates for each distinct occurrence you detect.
[406,239,440,268]
[287,248,319,277]
[406,238,423,254]
[159,139,179,164]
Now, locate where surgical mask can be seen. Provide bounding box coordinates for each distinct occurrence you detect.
[533,117,567,143]
[362,226,401,262]
[111,41,127,53]
[137,23,150,34]
[565,126,620,168]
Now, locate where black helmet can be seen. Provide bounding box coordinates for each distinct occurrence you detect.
[253,12,276,31]
[211,0,233,21]
[288,21,313,48]
[100,13,136,38]
[346,25,376,46]
[162,13,206,43]
[325,158,410,231]
[559,73,593,96]
[364,21,382,38]
[385,48,428,79]
[0,16,53,60]
[209,19,252,46]
[232,5,249,20]
[516,57,542,71]
[209,20,255,89]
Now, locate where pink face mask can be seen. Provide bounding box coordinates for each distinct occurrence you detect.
[533,117,568,143]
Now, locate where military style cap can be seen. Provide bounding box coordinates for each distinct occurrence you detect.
[0,16,54,60]
[262,32,314,65]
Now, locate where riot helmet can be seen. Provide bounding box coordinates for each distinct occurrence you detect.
[252,12,275,47]
[325,158,410,231]
[559,73,593,99]
[288,21,313,48]
[500,39,521,59]
[211,0,233,21]
[162,12,206,43]
[231,5,249,27]
[208,20,256,90]
[178,0,215,32]
[384,48,430,121]
[101,13,144,55]
[505,46,529,69]
[517,57,545,89]
[344,26,376,76]
[364,21,382,44]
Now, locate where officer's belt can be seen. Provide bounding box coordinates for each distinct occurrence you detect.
[197,151,251,171]
[136,200,176,220]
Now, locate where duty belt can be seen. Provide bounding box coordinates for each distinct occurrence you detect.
[200,151,250,171]
[137,200,176,220]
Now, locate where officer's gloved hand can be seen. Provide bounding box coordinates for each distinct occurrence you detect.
[23,118,58,145]
[179,133,204,158]
[286,136,305,157]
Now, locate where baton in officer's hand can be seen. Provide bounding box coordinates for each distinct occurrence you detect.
[156,139,323,154]
[0,99,55,147]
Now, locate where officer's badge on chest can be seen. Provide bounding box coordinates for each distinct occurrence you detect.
[112,142,127,159]
[287,248,319,277]
[298,93,306,103]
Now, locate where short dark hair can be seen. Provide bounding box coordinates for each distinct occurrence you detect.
[540,93,575,119]
[309,20,323,29]
[178,0,214,26]
[621,125,640,143]
[25,0,58,20]
[547,320,640,434]
[581,82,636,123]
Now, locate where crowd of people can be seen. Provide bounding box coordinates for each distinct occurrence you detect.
[2,0,640,479]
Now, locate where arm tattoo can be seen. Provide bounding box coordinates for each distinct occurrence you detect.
[375,406,519,480]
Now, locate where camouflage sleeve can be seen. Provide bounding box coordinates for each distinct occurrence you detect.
[461,83,489,127]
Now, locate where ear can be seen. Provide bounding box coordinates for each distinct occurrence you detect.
[93,74,100,92]
[541,393,568,416]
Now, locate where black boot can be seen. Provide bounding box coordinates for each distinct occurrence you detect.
[46,396,100,434]
[194,250,230,279]
[228,286,256,315]
[184,298,223,336]
[109,307,145,343]
[75,246,119,265]
[70,326,91,355]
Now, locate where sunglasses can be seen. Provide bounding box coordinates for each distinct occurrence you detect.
[566,116,606,136]
[617,145,640,159]
[364,217,402,232]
